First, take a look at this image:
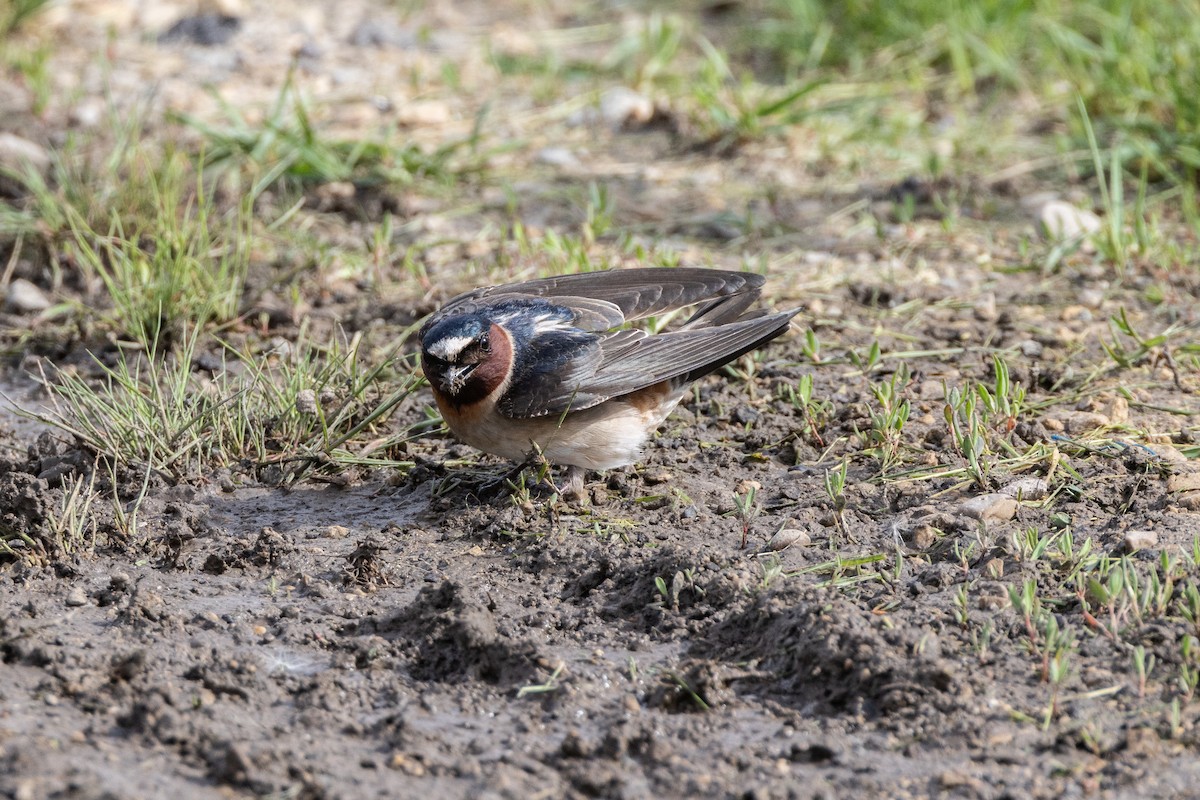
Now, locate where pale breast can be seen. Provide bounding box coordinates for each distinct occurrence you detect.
[439,383,684,470]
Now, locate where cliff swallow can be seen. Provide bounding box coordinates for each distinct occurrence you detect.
[419,267,798,499]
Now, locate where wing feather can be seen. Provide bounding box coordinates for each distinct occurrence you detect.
[499,310,798,418]
[427,268,764,330]
[586,310,798,397]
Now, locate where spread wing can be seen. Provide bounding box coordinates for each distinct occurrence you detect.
[423,267,766,336]
[497,310,798,418]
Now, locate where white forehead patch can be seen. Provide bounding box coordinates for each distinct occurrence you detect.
[427,334,475,361]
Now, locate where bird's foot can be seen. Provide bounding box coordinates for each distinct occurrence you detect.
[556,465,587,503]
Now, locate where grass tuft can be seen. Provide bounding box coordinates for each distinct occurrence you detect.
[25,325,424,484]
[175,71,479,199]
[748,0,1200,189]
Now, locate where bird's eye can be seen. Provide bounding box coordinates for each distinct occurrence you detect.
[477,332,490,352]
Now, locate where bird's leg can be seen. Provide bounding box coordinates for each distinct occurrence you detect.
[558,465,587,502]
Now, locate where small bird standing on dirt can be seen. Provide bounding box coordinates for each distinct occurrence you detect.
[419,267,799,499]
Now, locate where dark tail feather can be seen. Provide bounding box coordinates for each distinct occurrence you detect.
[680,309,801,384]
[680,289,764,329]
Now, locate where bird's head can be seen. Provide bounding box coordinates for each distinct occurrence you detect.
[420,314,511,405]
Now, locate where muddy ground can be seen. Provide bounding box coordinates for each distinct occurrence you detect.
[3,1,1200,799]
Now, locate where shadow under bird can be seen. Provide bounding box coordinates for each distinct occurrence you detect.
[418,267,800,499]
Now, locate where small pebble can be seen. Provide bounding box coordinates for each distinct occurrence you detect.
[973,292,997,322]
[1099,394,1129,425]
[0,133,50,174]
[733,405,760,425]
[767,528,810,551]
[999,477,1049,500]
[1053,324,1083,343]
[1039,200,1101,243]
[737,479,762,492]
[1017,339,1044,358]
[396,101,451,127]
[1078,288,1105,309]
[65,587,87,607]
[389,753,426,777]
[642,469,673,485]
[960,493,1019,522]
[1055,411,1108,434]
[1167,474,1200,494]
[909,525,938,549]
[6,278,52,313]
[1124,530,1158,552]
[1060,305,1093,323]
[535,147,581,168]
[599,87,653,128]
[70,98,106,128]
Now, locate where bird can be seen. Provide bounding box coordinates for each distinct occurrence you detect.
[418,267,799,500]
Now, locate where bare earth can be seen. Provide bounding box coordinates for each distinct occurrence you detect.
[2,2,1200,799]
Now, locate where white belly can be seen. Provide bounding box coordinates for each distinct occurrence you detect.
[444,394,682,470]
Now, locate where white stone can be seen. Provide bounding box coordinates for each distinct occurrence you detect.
[70,98,107,128]
[1000,477,1049,501]
[535,147,581,168]
[0,133,50,175]
[1039,200,1101,242]
[1078,288,1105,309]
[1124,530,1158,552]
[767,528,811,551]
[6,279,52,313]
[396,101,451,127]
[960,493,1019,522]
[599,87,653,128]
